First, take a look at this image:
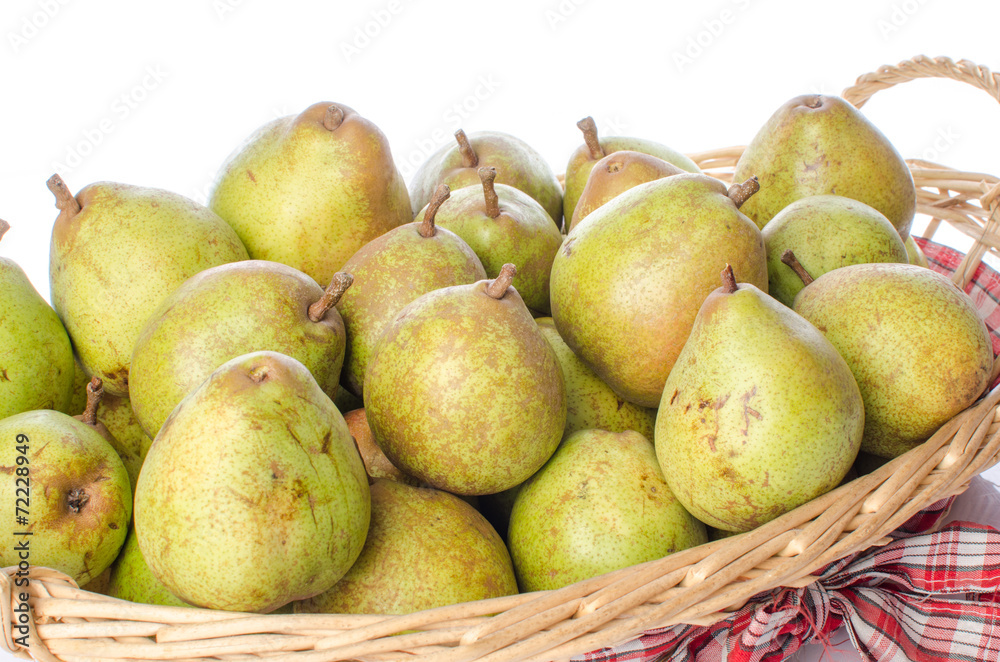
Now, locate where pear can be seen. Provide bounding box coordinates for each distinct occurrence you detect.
[409,129,563,228]
[0,219,75,417]
[364,265,566,495]
[415,167,563,314]
[344,408,418,486]
[733,95,916,236]
[337,184,486,398]
[296,479,517,615]
[655,266,864,532]
[535,317,655,439]
[905,235,930,267]
[792,262,993,459]
[563,117,700,225]
[569,150,684,231]
[48,176,248,396]
[209,102,411,287]
[509,429,706,592]
[63,355,91,416]
[107,527,189,608]
[550,173,767,408]
[0,409,131,585]
[762,195,908,306]
[129,262,351,438]
[134,351,370,613]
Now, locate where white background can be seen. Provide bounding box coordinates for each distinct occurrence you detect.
[2,0,1000,659]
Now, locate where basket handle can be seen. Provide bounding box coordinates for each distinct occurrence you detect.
[841,55,1000,108]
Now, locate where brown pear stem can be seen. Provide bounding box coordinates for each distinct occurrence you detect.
[80,377,104,427]
[309,272,354,322]
[727,176,760,209]
[0,219,9,243]
[479,167,500,219]
[780,249,815,286]
[323,105,344,131]
[721,264,737,294]
[486,264,517,299]
[455,129,478,168]
[67,488,90,513]
[47,174,80,219]
[419,184,451,238]
[577,116,605,160]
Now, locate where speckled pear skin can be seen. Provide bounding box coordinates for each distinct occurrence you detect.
[336,223,486,399]
[414,183,562,314]
[107,527,189,608]
[134,351,370,614]
[409,130,563,227]
[733,95,916,237]
[569,151,685,231]
[49,182,249,397]
[129,260,347,439]
[0,410,132,585]
[792,263,993,459]
[549,173,768,408]
[0,254,74,417]
[295,479,517,615]
[655,281,863,533]
[762,195,908,306]
[363,279,566,496]
[535,317,655,440]
[509,429,706,592]
[563,136,700,227]
[209,102,411,288]
[94,393,153,496]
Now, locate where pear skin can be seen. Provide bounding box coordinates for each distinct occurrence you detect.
[905,235,930,267]
[107,527,189,608]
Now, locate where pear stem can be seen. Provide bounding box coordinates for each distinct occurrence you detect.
[309,272,354,322]
[577,116,605,160]
[81,377,103,427]
[455,129,478,168]
[721,264,737,294]
[486,264,517,299]
[419,184,451,238]
[479,167,500,219]
[323,105,345,131]
[47,174,81,219]
[727,176,760,209]
[780,250,815,286]
[0,219,9,243]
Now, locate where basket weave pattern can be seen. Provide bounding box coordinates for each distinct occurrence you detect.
[4,55,1000,662]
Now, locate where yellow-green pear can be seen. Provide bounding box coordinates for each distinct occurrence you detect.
[905,235,930,267]
[107,527,189,608]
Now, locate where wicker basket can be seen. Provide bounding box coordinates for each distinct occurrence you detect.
[5,54,1000,662]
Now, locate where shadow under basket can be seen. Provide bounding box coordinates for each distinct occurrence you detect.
[5,54,1000,662]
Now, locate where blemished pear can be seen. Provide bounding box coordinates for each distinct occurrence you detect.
[48,176,248,396]
[209,102,411,287]
[656,266,863,532]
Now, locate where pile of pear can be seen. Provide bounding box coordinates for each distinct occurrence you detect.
[0,93,993,616]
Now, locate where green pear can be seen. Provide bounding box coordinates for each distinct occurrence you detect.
[549,173,768,408]
[762,195,908,306]
[296,479,517,615]
[535,317,655,439]
[0,220,75,417]
[792,263,993,459]
[563,117,700,225]
[93,391,152,496]
[509,429,706,592]
[337,185,486,398]
[569,150,684,231]
[364,265,566,496]
[210,102,411,287]
[409,129,563,229]
[905,235,930,267]
[0,409,131,585]
[129,262,351,438]
[107,527,189,608]
[414,167,563,314]
[344,408,418,486]
[134,351,370,613]
[48,176,248,396]
[733,95,916,236]
[63,355,91,416]
[656,266,863,532]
